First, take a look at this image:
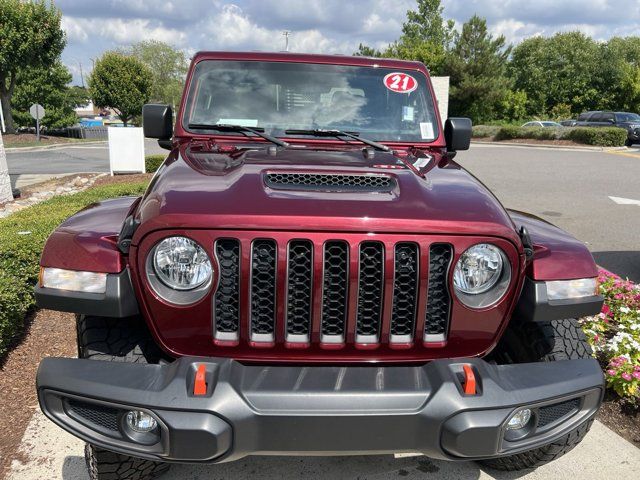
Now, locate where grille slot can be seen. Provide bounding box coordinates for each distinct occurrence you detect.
[214,239,240,340]
[265,172,396,192]
[425,244,453,340]
[250,240,277,341]
[321,241,349,341]
[286,240,313,339]
[67,399,120,433]
[537,398,580,427]
[391,243,419,341]
[356,242,385,342]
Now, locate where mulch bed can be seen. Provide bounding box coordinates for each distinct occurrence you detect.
[0,310,76,480]
[597,393,640,447]
[2,133,94,147]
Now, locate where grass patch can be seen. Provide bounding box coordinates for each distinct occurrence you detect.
[0,181,149,357]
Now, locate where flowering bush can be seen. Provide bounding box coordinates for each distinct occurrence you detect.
[580,269,640,403]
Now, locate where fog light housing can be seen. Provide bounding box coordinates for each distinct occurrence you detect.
[506,408,532,430]
[125,410,157,433]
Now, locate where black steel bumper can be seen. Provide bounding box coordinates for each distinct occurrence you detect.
[36,356,604,463]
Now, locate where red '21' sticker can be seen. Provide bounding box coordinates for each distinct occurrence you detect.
[383,72,418,93]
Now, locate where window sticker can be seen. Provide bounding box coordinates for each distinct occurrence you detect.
[383,72,418,93]
[402,106,415,122]
[420,122,434,139]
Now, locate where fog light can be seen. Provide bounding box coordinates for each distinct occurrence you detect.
[125,410,157,433]
[506,408,532,430]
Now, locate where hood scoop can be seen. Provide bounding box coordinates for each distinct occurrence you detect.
[264,172,397,192]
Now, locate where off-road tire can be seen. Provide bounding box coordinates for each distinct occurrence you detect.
[77,315,170,480]
[480,318,595,471]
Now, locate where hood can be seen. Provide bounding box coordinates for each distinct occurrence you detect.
[133,144,520,245]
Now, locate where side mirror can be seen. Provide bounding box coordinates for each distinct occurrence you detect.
[143,104,173,149]
[444,117,472,153]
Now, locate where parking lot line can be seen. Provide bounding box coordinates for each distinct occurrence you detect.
[605,150,640,159]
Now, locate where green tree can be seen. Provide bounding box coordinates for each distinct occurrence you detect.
[388,0,455,73]
[89,52,152,126]
[445,15,511,123]
[11,61,77,129]
[510,32,600,116]
[125,40,188,108]
[598,37,640,112]
[354,43,383,57]
[0,0,65,133]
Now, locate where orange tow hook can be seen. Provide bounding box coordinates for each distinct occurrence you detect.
[194,364,207,396]
[462,364,477,395]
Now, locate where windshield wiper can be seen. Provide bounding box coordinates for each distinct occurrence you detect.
[284,129,390,152]
[188,123,289,148]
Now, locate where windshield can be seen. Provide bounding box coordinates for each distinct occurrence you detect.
[182,60,439,143]
[616,113,640,122]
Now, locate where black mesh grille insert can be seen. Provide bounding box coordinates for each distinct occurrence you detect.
[391,243,419,337]
[250,240,277,335]
[287,240,313,336]
[425,244,452,337]
[537,398,580,427]
[356,242,384,337]
[265,173,396,192]
[321,241,349,337]
[214,239,240,333]
[67,400,119,432]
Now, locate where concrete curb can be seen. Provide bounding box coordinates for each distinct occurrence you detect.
[472,141,629,152]
[5,141,107,152]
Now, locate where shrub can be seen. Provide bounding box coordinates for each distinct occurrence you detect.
[580,270,640,403]
[564,127,628,147]
[494,125,522,141]
[0,181,149,357]
[471,125,500,138]
[145,154,166,173]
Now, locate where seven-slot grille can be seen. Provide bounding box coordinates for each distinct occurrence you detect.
[213,237,453,346]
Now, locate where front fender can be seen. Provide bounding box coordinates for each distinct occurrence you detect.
[508,210,598,281]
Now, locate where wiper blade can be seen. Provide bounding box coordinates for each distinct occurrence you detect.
[285,129,390,152]
[188,123,289,148]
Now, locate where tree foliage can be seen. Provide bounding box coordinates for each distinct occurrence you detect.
[445,15,511,123]
[89,52,152,126]
[125,40,188,107]
[11,62,78,129]
[0,0,66,132]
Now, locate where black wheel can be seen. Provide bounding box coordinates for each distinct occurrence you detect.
[77,315,170,480]
[480,318,594,471]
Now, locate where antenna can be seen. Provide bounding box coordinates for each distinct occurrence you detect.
[282,31,291,52]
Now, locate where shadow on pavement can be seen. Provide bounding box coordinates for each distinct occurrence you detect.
[61,453,535,480]
[593,251,640,283]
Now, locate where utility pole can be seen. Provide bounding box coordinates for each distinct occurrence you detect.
[282,31,291,52]
[79,61,85,88]
[0,130,12,204]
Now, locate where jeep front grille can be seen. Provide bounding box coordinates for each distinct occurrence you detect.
[212,234,453,347]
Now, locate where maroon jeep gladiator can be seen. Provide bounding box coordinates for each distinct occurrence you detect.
[35,52,604,479]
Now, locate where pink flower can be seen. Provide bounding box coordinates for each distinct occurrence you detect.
[607,369,617,376]
[633,372,640,380]
[615,293,624,300]
[622,373,632,381]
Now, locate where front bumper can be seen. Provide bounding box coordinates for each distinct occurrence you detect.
[37,356,603,463]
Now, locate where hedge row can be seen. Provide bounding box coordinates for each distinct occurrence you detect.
[145,154,166,173]
[0,181,149,357]
[472,125,628,147]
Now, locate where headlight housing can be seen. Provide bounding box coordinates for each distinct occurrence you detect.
[146,236,213,304]
[453,244,511,309]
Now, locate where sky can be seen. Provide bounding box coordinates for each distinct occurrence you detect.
[58,0,640,86]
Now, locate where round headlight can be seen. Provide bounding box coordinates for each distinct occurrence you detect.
[153,236,212,290]
[453,244,511,309]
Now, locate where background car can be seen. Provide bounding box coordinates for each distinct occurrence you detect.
[522,121,563,128]
[575,111,640,145]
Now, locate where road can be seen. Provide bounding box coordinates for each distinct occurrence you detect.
[6,141,640,281]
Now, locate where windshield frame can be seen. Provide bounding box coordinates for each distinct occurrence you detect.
[175,53,445,148]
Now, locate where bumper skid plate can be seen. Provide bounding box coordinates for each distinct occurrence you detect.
[37,356,604,463]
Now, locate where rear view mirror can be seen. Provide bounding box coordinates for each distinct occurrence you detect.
[444,118,472,153]
[143,104,173,149]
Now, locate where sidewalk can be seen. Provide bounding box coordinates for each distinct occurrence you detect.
[8,410,640,480]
